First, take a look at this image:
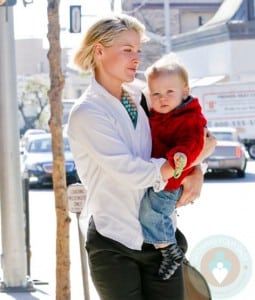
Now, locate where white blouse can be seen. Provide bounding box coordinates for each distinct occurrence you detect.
[67,77,167,250]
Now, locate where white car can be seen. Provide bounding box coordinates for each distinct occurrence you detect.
[205,127,248,178]
[21,133,79,187]
[20,129,47,153]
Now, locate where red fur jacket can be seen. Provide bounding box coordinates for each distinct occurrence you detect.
[149,96,207,190]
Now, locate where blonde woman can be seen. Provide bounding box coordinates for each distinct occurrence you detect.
[67,14,215,300]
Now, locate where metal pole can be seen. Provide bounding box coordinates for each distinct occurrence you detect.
[77,214,90,300]
[0,6,33,292]
[22,177,31,277]
[164,0,171,53]
[67,184,90,299]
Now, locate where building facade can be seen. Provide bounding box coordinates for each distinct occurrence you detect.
[171,0,255,83]
[122,0,223,71]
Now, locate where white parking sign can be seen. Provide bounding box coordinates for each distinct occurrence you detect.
[67,183,86,213]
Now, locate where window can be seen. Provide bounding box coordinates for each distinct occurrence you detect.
[248,0,255,20]
[198,16,204,26]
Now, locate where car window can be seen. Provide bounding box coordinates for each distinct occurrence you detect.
[28,139,52,153]
[28,137,71,153]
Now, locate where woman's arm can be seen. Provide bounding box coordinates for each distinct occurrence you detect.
[176,129,216,207]
[193,128,216,165]
[176,165,203,207]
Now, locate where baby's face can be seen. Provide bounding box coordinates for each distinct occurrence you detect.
[149,73,189,114]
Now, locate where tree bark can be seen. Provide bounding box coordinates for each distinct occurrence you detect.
[47,1,70,299]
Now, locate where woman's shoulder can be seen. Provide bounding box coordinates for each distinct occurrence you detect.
[69,89,99,119]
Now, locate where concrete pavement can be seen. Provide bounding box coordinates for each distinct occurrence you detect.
[0,284,52,299]
[0,192,99,300]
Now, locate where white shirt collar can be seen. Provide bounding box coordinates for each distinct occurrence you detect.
[90,76,142,105]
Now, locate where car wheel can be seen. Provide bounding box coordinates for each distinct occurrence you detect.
[237,169,245,178]
[248,144,255,159]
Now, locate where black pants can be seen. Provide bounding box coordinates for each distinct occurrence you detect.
[86,220,185,300]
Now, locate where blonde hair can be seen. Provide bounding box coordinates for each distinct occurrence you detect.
[74,14,147,71]
[145,53,189,86]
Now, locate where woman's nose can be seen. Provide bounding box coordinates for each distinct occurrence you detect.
[133,52,141,64]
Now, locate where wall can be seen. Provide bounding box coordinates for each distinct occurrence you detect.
[15,39,48,75]
[174,38,255,82]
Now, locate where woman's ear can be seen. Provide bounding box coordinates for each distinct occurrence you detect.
[94,43,104,57]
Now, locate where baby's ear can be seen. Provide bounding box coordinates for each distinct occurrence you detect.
[184,84,190,98]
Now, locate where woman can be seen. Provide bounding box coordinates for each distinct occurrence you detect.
[67,14,215,300]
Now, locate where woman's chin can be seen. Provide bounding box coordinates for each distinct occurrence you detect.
[125,75,136,82]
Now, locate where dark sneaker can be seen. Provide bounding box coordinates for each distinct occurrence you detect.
[158,243,184,280]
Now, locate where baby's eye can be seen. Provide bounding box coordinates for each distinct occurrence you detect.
[124,48,132,52]
[151,93,160,100]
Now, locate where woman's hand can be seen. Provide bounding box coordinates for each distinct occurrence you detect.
[193,129,216,165]
[176,165,203,207]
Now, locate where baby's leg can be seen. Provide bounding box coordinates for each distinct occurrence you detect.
[158,243,184,280]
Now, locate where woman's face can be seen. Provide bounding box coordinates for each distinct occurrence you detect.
[94,30,141,85]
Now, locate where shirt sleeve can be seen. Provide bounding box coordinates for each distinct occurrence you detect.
[67,102,167,191]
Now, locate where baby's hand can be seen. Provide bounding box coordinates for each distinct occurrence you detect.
[173,152,187,179]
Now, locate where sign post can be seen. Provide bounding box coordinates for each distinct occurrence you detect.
[67,183,90,300]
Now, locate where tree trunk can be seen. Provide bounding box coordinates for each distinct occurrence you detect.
[47,1,71,299]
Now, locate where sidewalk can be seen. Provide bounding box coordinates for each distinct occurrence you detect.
[0,283,52,300]
[0,190,99,300]
[0,272,54,299]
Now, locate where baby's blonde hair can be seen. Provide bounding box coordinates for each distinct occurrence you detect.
[74,14,147,71]
[145,53,189,86]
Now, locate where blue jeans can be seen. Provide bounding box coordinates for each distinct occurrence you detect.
[139,187,182,244]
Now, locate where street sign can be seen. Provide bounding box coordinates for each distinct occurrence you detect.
[67,183,90,300]
[67,183,86,213]
[0,0,16,6]
[69,5,81,33]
